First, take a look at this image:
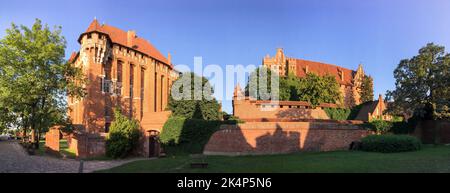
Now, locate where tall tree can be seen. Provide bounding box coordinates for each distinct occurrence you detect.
[245,67,280,100]
[360,75,374,103]
[0,19,86,147]
[296,73,342,107]
[169,72,221,120]
[386,43,450,120]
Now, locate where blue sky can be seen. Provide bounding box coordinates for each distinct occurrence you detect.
[1,0,450,113]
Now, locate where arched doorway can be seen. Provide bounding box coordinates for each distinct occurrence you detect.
[147,130,160,158]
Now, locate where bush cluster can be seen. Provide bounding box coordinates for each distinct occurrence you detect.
[364,119,393,135]
[160,116,237,154]
[360,135,422,153]
[106,109,140,158]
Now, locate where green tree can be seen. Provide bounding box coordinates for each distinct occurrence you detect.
[386,43,450,120]
[279,73,301,101]
[169,72,221,120]
[106,108,140,158]
[297,73,342,107]
[245,67,280,100]
[360,76,374,103]
[0,19,86,147]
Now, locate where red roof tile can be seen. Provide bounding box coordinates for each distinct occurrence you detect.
[295,59,355,85]
[80,19,171,67]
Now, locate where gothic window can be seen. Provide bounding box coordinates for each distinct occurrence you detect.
[117,60,123,83]
[141,67,145,119]
[129,64,134,117]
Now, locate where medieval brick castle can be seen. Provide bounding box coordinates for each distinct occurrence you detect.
[61,20,383,158]
[263,48,367,107]
[67,19,178,157]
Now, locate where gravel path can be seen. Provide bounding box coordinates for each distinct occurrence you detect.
[0,140,146,173]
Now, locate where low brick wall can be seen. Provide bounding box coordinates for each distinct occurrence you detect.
[414,120,450,144]
[69,132,106,158]
[204,122,370,155]
[45,126,61,153]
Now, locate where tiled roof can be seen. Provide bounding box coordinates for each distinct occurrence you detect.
[354,101,379,121]
[294,59,355,85]
[80,19,171,67]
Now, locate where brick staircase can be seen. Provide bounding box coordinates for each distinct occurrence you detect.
[140,111,172,132]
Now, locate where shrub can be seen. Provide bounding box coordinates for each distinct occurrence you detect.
[361,135,422,153]
[324,108,351,120]
[324,105,363,121]
[160,116,230,154]
[106,109,140,158]
[364,119,393,135]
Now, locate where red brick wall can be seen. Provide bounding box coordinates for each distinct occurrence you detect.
[414,120,450,144]
[69,133,106,158]
[45,127,61,153]
[204,122,370,155]
[233,98,330,121]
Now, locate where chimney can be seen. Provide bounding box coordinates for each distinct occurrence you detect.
[305,65,309,74]
[168,53,171,64]
[127,30,136,47]
[378,94,383,102]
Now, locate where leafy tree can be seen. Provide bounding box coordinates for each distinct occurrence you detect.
[0,19,86,147]
[297,73,342,107]
[245,67,280,100]
[360,75,374,103]
[169,72,221,120]
[106,108,140,158]
[386,43,450,120]
[279,73,301,101]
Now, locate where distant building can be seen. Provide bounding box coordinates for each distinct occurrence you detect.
[355,94,392,122]
[263,48,368,107]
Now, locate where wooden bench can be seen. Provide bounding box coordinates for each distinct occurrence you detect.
[190,154,208,169]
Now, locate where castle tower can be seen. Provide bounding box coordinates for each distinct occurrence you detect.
[75,19,113,133]
[352,63,366,105]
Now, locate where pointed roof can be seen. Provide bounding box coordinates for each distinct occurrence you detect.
[79,19,171,67]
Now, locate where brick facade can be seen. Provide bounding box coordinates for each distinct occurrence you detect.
[45,126,61,154]
[66,19,178,157]
[233,84,334,121]
[69,132,106,158]
[204,121,370,155]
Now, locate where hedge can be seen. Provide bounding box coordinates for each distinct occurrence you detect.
[360,135,422,153]
[324,105,362,121]
[160,116,238,155]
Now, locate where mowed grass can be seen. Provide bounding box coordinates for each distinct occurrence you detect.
[37,139,76,158]
[97,145,450,173]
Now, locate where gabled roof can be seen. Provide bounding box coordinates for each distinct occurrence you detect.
[79,19,171,67]
[355,101,380,121]
[294,59,355,85]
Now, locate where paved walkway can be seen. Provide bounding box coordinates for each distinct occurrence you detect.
[0,140,146,173]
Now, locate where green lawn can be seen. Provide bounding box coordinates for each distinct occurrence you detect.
[97,145,450,173]
[37,139,76,158]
